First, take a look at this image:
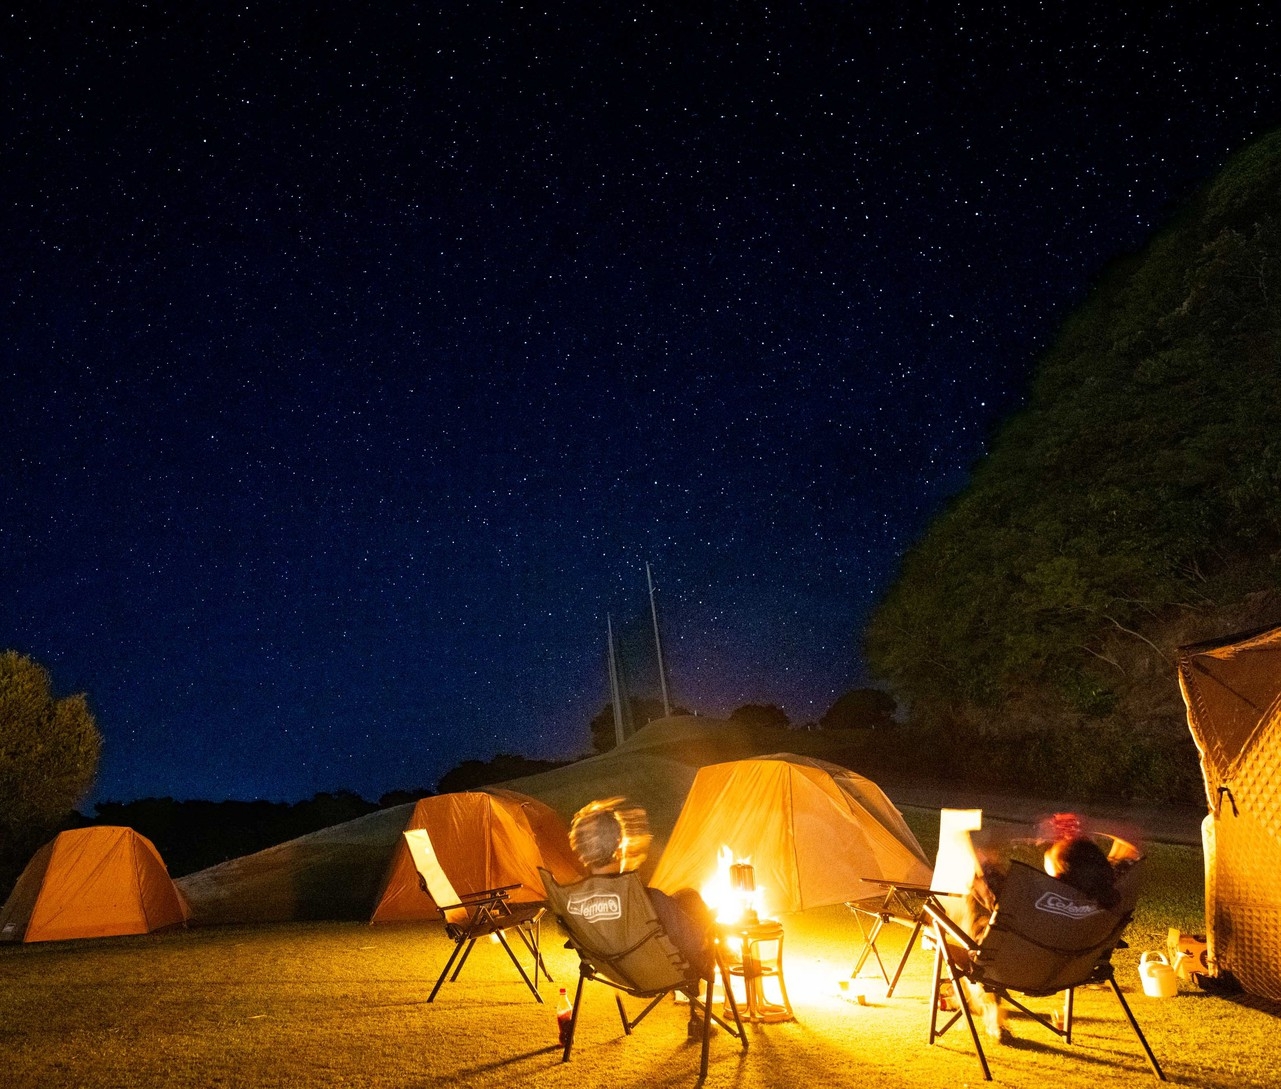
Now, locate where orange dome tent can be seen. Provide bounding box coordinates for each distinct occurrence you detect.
[370,788,582,922]
[0,826,190,943]
[650,754,931,915]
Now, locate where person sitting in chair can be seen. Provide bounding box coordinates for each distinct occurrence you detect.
[962,815,1136,1042]
[568,798,716,979]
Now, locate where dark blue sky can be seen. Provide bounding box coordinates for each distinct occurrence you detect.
[4,2,1281,804]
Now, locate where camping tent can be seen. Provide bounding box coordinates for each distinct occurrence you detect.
[0,826,190,943]
[650,754,932,915]
[1178,624,1281,1000]
[370,788,583,922]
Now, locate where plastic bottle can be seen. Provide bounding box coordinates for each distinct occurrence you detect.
[556,987,574,1046]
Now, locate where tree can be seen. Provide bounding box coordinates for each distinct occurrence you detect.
[0,651,102,874]
[863,130,1281,800]
[820,688,897,731]
[728,703,791,730]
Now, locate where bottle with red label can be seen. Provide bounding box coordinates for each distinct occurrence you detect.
[556,987,574,1046]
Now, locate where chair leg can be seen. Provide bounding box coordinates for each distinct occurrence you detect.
[851,911,891,984]
[449,937,477,982]
[1063,986,1075,1042]
[428,939,467,1003]
[887,920,923,997]
[718,959,748,1048]
[562,969,587,1063]
[494,929,543,1002]
[1106,976,1167,1080]
[514,918,555,984]
[929,922,991,1081]
[692,973,711,1082]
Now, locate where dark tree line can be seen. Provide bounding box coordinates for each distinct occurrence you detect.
[87,792,381,877]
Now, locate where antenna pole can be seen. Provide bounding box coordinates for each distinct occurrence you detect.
[607,614,627,747]
[647,562,672,718]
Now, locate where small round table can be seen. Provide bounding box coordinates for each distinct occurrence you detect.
[721,919,795,1023]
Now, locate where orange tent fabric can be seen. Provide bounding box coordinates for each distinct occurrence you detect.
[370,789,582,922]
[0,826,190,943]
[650,754,932,915]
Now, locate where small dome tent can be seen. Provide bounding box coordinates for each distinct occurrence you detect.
[650,754,931,915]
[0,826,190,943]
[370,788,582,923]
[1179,624,1281,1000]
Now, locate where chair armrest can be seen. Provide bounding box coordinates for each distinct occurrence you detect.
[437,884,527,912]
[921,895,981,952]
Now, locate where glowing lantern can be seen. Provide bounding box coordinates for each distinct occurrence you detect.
[701,846,768,924]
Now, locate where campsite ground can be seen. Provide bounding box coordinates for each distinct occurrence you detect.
[2,847,1275,1089]
[1,719,1264,1086]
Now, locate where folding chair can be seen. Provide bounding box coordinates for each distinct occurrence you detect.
[403,828,551,1003]
[921,859,1165,1081]
[847,808,983,995]
[540,868,748,1082]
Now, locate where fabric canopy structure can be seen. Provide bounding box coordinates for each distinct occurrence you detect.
[370,788,583,923]
[0,826,190,943]
[1178,624,1281,1000]
[650,754,932,915]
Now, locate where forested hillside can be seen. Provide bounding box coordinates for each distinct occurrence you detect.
[866,131,1281,802]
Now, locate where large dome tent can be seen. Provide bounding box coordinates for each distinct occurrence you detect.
[0,826,190,942]
[371,788,582,923]
[650,754,931,916]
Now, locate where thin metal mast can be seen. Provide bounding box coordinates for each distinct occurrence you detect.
[646,562,672,718]
[607,614,627,747]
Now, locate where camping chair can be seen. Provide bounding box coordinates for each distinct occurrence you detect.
[847,808,983,995]
[402,829,551,1003]
[920,859,1165,1081]
[539,868,748,1082]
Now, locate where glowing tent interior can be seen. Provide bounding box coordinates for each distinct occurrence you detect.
[0,826,190,942]
[370,788,582,922]
[649,754,931,916]
[1179,623,1281,1000]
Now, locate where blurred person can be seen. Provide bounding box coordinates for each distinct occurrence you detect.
[960,814,1138,1042]
[568,798,716,978]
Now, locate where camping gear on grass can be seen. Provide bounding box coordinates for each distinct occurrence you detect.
[1178,624,1281,1001]
[1139,952,1179,998]
[0,826,190,942]
[921,860,1164,1082]
[650,754,931,915]
[370,788,582,923]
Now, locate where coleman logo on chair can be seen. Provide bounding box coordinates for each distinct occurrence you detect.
[567,892,623,921]
[1035,891,1102,919]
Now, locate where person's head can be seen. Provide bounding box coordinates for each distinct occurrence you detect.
[1044,836,1119,908]
[569,798,652,873]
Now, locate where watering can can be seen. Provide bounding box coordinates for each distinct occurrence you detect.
[1139,952,1178,998]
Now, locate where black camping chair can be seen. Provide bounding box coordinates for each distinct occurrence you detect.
[846,880,936,996]
[402,829,552,1003]
[846,808,985,996]
[539,868,748,1083]
[921,859,1165,1081]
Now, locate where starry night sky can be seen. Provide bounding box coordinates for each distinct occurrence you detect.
[4,3,1281,805]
